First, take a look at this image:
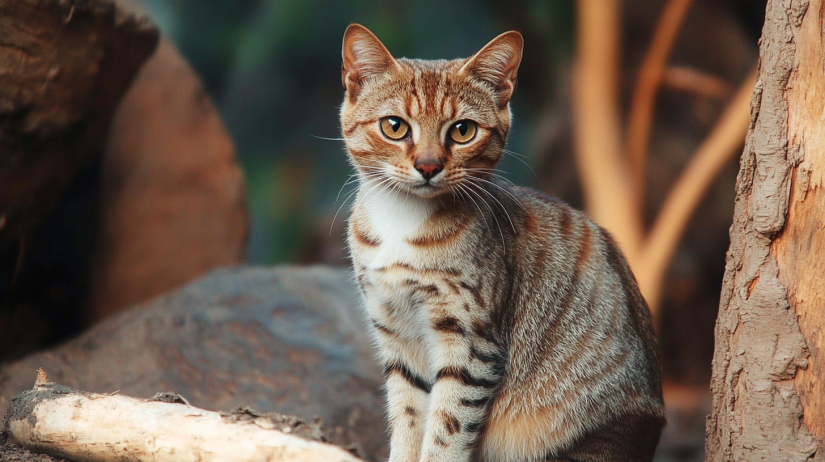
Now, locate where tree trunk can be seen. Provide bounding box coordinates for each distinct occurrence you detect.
[706,0,825,460]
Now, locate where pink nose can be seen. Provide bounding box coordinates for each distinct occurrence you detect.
[415,161,443,180]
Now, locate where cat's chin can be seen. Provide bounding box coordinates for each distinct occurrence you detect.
[408,183,449,199]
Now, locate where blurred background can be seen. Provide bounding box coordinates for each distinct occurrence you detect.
[132,0,761,382]
[1,0,766,458]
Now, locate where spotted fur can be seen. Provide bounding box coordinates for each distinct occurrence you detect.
[340,24,664,462]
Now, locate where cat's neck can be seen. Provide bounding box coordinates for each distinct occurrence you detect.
[356,181,437,242]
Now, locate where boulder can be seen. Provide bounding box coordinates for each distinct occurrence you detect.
[88,36,249,320]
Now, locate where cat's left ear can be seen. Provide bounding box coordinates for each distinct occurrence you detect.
[342,24,397,96]
[461,31,524,103]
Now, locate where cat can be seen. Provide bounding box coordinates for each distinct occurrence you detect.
[340,24,665,462]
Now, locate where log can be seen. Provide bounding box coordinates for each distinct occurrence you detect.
[3,371,365,462]
[0,0,158,242]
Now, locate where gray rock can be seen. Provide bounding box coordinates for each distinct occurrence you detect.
[0,265,387,461]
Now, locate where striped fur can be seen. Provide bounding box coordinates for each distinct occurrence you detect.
[340,24,664,462]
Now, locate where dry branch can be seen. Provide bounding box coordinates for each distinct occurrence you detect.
[3,372,365,462]
[636,68,757,310]
[625,0,694,201]
[573,0,643,264]
[661,66,732,98]
[573,0,756,319]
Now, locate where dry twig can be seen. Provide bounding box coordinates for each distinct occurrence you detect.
[637,69,757,309]
[573,0,643,264]
[625,0,694,201]
[4,372,364,462]
[661,66,733,98]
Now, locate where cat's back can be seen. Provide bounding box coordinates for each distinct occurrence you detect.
[480,184,664,462]
[508,185,661,380]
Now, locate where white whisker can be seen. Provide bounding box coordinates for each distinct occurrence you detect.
[311,135,347,141]
[459,182,505,251]
[466,175,527,213]
[502,149,536,175]
[465,179,516,233]
[330,186,361,236]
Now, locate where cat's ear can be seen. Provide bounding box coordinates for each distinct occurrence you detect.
[342,24,397,94]
[461,31,523,103]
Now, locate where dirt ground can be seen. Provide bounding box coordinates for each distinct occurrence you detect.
[0,440,67,462]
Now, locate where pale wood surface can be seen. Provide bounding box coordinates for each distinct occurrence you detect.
[5,381,365,462]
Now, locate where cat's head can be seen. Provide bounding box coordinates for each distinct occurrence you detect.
[340,24,523,199]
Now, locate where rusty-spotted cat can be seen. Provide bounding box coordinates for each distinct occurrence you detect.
[340,24,664,462]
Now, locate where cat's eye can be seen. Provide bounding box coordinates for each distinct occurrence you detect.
[449,120,477,144]
[380,117,410,140]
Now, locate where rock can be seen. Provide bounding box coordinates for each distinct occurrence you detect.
[88,36,249,320]
[0,0,158,365]
[0,266,387,461]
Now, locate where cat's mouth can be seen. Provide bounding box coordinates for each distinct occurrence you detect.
[410,180,444,198]
[383,175,454,199]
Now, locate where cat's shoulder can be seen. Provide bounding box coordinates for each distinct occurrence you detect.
[506,184,586,220]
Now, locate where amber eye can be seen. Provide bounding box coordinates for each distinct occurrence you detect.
[380,117,410,140]
[449,120,477,144]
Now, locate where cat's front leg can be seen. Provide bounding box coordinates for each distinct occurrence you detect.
[418,308,503,462]
[366,299,431,462]
[384,355,430,462]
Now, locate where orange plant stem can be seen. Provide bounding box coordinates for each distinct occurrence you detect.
[573,0,643,264]
[625,0,694,202]
[637,69,757,311]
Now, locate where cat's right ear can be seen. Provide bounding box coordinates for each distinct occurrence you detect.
[461,31,524,105]
[342,24,397,95]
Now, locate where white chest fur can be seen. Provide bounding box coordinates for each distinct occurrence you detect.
[357,186,435,270]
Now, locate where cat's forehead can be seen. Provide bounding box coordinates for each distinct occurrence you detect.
[358,58,499,122]
[397,58,460,71]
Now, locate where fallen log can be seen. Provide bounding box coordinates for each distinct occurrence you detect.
[3,370,365,462]
[0,0,158,242]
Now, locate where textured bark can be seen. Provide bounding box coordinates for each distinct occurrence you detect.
[0,0,158,242]
[775,0,825,444]
[4,378,365,462]
[706,0,824,460]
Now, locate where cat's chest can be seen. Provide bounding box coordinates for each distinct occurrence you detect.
[350,190,436,270]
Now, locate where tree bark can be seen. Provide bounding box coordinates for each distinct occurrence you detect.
[706,0,825,460]
[0,0,158,242]
[4,374,365,462]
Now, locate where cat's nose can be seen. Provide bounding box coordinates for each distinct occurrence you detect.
[414,160,443,180]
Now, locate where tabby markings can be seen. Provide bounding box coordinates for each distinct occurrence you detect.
[384,361,431,393]
[433,316,465,335]
[435,366,498,389]
[352,223,380,247]
[442,411,461,435]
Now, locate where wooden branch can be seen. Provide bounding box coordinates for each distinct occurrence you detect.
[625,0,694,202]
[661,66,732,99]
[4,371,365,462]
[573,0,643,264]
[636,68,757,312]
